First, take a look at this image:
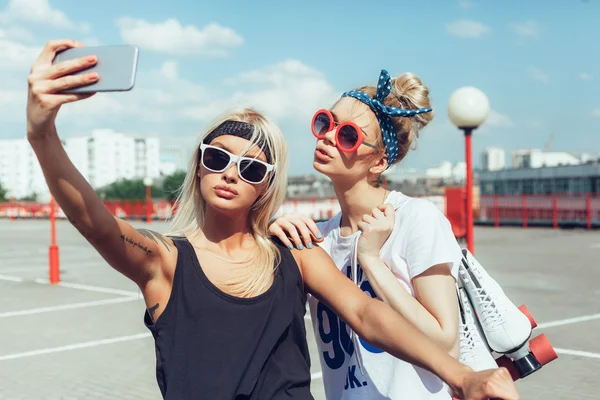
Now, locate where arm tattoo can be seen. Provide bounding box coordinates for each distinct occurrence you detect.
[120,234,152,255]
[148,303,159,321]
[137,229,172,252]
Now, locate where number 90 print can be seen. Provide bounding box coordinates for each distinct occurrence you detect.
[316,278,384,370]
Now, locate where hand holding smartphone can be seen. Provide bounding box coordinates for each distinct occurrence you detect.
[51,45,139,93]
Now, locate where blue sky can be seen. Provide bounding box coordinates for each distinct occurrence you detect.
[1,0,598,175]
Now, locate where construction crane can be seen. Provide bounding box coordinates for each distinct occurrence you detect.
[544,133,554,152]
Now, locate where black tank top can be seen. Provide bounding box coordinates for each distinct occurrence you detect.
[144,237,313,400]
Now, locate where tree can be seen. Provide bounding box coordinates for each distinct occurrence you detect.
[98,178,163,200]
[17,193,38,201]
[0,182,7,202]
[162,171,186,202]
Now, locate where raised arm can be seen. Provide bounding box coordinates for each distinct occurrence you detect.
[26,39,175,287]
[294,246,519,400]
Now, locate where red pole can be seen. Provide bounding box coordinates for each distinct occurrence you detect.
[49,196,60,284]
[522,195,528,228]
[146,185,152,224]
[552,195,558,229]
[493,195,499,228]
[10,197,15,221]
[586,194,592,230]
[464,129,474,254]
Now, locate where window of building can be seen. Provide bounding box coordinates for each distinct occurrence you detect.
[567,177,584,194]
[553,178,568,194]
[522,179,533,195]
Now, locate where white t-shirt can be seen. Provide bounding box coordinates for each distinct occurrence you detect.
[308,191,463,400]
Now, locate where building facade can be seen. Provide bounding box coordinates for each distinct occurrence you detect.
[0,130,160,201]
[479,163,600,195]
[159,145,188,176]
[480,147,505,171]
[0,139,48,200]
[511,149,580,169]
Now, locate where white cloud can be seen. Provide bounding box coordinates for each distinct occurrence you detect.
[0,0,89,32]
[580,72,593,81]
[0,26,35,42]
[160,61,179,81]
[486,109,514,128]
[117,18,243,57]
[0,33,41,70]
[58,60,211,125]
[511,20,542,38]
[81,37,102,47]
[183,60,338,122]
[528,66,550,84]
[0,90,27,123]
[592,109,600,117]
[446,19,490,39]
[458,0,472,8]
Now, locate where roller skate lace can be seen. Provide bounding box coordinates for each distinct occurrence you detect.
[460,324,477,356]
[473,288,504,329]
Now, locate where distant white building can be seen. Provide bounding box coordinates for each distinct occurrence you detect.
[480,147,505,171]
[425,161,466,183]
[159,145,188,176]
[0,139,48,200]
[580,153,600,164]
[383,166,427,183]
[0,130,160,202]
[512,149,580,169]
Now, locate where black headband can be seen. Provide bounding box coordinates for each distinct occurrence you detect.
[202,120,272,163]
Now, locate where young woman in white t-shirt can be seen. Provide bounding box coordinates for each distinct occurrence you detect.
[269,69,468,399]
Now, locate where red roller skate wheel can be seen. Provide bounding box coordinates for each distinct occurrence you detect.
[495,355,520,381]
[518,304,537,329]
[529,334,558,365]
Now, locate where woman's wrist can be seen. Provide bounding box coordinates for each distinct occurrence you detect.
[357,253,382,267]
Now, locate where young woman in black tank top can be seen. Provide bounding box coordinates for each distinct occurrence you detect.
[25,39,519,400]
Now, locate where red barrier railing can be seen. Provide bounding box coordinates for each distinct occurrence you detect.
[478,194,599,229]
[0,199,179,222]
[1,193,598,230]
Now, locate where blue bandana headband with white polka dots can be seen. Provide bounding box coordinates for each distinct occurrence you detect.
[341,69,433,166]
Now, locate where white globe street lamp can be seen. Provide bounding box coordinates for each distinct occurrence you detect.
[447,87,490,254]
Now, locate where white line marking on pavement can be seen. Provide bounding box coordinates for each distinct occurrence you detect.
[35,279,141,298]
[555,348,600,360]
[537,312,600,329]
[311,371,323,380]
[0,333,152,362]
[0,275,24,282]
[0,274,141,298]
[0,297,141,318]
[1,261,105,273]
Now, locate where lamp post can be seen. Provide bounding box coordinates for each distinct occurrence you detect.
[49,195,60,284]
[447,87,489,254]
[143,177,153,224]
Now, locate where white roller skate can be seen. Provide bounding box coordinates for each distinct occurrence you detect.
[457,287,498,371]
[458,249,542,378]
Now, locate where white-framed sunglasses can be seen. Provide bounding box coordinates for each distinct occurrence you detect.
[199,143,275,185]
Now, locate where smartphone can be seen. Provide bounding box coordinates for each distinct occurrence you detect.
[52,45,139,93]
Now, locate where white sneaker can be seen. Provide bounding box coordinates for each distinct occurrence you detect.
[458,288,498,371]
[459,249,531,356]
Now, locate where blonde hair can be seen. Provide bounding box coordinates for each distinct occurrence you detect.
[353,72,434,165]
[166,107,289,298]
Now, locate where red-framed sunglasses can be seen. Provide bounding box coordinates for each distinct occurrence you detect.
[311,109,381,153]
